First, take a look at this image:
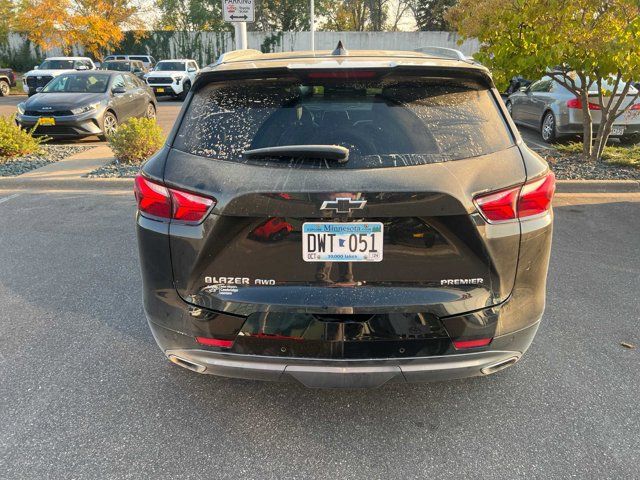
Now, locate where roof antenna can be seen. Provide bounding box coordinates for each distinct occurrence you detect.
[331,41,348,56]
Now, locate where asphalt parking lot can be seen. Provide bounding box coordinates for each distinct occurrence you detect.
[0,188,638,479]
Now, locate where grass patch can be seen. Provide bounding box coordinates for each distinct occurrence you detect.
[555,142,640,169]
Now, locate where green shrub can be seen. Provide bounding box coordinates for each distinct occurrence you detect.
[0,115,45,160]
[108,117,164,165]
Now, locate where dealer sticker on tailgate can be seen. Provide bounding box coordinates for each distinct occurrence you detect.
[302,222,383,262]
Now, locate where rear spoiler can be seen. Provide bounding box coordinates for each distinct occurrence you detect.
[192,65,495,92]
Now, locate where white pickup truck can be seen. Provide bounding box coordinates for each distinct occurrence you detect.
[145,59,199,100]
[22,57,96,96]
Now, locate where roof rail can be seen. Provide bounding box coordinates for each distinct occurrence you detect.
[413,46,469,61]
[212,49,263,66]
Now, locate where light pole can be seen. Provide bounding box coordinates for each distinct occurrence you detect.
[235,22,248,50]
[310,0,315,51]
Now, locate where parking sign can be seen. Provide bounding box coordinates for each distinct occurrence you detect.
[222,0,255,22]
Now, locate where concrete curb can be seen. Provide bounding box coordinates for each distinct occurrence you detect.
[556,180,640,193]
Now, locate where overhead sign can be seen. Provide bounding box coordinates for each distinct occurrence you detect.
[222,0,254,22]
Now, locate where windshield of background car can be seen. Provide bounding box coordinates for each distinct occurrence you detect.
[39,60,75,70]
[42,73,110,93]
[173,75,514,169]
[103,62,130,71]
[155,62,185,71]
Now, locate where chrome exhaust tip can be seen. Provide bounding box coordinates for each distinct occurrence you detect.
[168,354,207,373]
[481,356,519,375]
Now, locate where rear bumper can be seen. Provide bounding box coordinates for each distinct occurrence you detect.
[150,319,539,388]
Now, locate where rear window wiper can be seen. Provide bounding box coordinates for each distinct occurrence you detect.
[243,145,349,163]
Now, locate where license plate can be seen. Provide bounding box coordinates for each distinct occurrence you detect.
[155,87,165,93]
[302,222,383,262]
[611,125,625,136]
[38,117,55,126]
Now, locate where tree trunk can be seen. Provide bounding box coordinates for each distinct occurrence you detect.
[580,88,593,158]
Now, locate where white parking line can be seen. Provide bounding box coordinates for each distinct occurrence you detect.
[0,193,21,205]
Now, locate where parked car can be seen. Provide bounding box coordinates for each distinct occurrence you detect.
[135,46,555,388]
[145,59,198,100]
[0,68,16,96]
[22,57,96,96]
[100,60,147,79]
[506,75,640,144]
[16,71,156,140]
[103,54,156,70]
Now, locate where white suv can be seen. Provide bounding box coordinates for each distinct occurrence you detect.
[22,57,95,96]
[145,59,199,100]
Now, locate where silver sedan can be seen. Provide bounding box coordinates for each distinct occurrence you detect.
[505,76,640,144]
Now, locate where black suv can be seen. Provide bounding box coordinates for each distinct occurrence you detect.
[0,68,16,96]
[135,47,555,388]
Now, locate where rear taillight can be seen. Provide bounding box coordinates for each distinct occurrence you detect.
[474,172,555,223]
[134,174,215,223]
[566,98,601,110]
[517,172,556,218]
[630,103,640,110]
[453,338,492,349]
[195,336,234,348]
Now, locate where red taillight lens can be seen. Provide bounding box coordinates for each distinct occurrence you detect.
[630,103,640,110]
[171,189,215,222]
[475,172,555,223]
[453,338,492,349]
[474,186,520,222]
[566,98,601,110]
[517,171,556,218]
[307,70,378,79]
[134,173,215,223]
[134,174,171,218]
[195,336,234,348]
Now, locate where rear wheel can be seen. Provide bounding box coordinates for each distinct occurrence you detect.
[145,103,156,119]
[541,111,557,143]
[99,111,118,141]
[0,80,9,97]
[505,100,513,117]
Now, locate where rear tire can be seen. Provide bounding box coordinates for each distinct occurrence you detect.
[541,111,557,143]
[0,80,9,97]
[99,111,118,141]
[145,102,156,120]
[505,100,513,117]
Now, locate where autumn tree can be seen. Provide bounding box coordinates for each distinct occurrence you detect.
[0,0,16,43]
[323,0,370,31]
[415,0,456,31]
[15,0,143,59]
[447,0,640,161]
[156,0,229,31]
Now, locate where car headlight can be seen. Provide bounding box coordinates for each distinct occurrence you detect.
[17,103,25,115]
[71,102,100,115]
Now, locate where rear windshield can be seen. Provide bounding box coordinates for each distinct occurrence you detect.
[174,75,514,169]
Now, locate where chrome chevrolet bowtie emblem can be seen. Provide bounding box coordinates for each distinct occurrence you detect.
[320,197,366,213]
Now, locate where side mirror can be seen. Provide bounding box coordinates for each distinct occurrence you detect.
[519,86,528,92]
[112,86,126,94]
[34,65,39,70]
[35,87,43,93]
[76,65,88,71]
[187,67,196,73]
